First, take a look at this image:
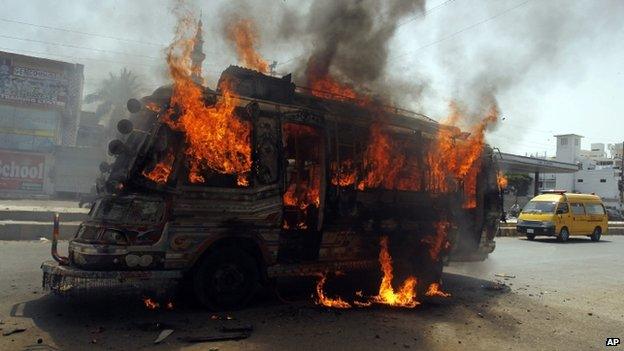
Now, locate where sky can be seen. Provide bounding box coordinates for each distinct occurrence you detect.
[0,0,622,157]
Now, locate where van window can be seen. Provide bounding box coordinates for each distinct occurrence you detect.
[523,201,556,213]
[585,203,605,215]
[557,203,569,213]
[570,203,585,215]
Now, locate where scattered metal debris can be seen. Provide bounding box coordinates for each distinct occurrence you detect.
[481,282,509,292]
[2,327,26,336]
[220,324,253,333]
[494,273,516,279]
[154,329,174,344]
[181,332,251,343]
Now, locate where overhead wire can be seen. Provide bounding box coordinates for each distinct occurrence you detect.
[388,0,533,63]
[0,17,167,47]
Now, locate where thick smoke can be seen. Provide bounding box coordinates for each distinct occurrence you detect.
[283,0,426,87]
[436,0,624,127]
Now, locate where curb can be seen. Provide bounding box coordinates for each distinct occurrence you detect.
[0,221,79,240]
[0,210,88,222]
[498,225,624,237]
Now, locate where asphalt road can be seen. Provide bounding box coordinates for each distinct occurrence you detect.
[0,236,622,351]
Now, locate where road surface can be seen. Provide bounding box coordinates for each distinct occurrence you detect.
[0,236,622,350]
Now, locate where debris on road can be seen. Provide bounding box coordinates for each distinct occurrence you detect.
[494,273,516,279]
[220,324,253,333]
[481,282,509,291]
[2,327,26,336]
[133,321,173,332]
[180,332,251,343]
[154,329,174,344]
[477,312,484,318]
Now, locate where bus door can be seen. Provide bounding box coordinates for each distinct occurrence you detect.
[569,202,589,234]
[278,121,325,262]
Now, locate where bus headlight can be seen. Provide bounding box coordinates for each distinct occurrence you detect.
[100,229,128,245]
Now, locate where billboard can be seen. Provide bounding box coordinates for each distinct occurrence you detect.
[0,149,46,193]
[0,51,84,147]
[0,104,59,152]
[0,58,67,108]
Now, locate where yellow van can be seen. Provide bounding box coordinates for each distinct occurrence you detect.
[516,191,608,242]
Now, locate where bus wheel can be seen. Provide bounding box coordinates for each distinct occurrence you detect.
[526,235,535,241]
[193,247,259,311]
[558,227,569,242]
[590,227,601,242]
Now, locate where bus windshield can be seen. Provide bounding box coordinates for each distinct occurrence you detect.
[522,201,557,214]
[92,198,164,223]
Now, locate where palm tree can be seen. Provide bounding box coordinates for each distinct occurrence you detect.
[85,68,143,136]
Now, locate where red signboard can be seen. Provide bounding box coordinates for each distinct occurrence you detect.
[0,150,45,192]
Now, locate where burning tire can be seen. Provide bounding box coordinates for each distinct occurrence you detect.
[193,247,259,310]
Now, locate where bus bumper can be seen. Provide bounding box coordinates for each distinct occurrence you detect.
[41,260,182,296]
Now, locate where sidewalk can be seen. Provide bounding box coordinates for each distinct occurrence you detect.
[0,198,88,240]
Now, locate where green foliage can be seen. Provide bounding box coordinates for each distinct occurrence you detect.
[85,68,143,132]
[506,173,533,196]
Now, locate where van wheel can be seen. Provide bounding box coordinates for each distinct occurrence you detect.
[590,227,601,242]
[558,227,569,242]
[526,235,535,241]
[193,247,259,311]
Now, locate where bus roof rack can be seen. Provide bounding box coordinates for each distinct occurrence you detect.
[540,189,567,194]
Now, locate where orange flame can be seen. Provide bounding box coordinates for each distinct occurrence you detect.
[330,160,357,187]
[315,274,352,309]
[357,124,423,192]
[309,75,358,101]
[497,171,508,190]
[422,221,451,261]
[142,152,174,184]
[165,20,251,186]
[143,297,159,310]
[425,282,451,298]
[225,18,269,73]
[282,123,321,209]
[372,236,419,308]
[426,102,499,207]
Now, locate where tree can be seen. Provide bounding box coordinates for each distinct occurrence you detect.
[506,173,533,198]
[84,68,143,136]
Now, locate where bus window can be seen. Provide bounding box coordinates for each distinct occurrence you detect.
[282,123,322,230]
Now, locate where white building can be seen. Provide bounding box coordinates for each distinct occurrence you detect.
[548,134,622,209]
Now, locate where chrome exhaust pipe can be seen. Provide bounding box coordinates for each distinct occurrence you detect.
[51,213,69,265]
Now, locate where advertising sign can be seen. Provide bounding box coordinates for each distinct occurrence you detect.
[0,104,59,152]
[0,57,67,108]
[0,149,46,193]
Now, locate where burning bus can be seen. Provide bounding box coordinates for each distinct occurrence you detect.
[41,65,502,310]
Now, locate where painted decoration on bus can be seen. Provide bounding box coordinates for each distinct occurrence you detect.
[0,150,45,192]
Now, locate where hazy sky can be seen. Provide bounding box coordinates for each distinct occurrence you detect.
[1,0,622,157]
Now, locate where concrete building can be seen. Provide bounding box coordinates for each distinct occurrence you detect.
[546,134,622,209]
[0,51,84,198]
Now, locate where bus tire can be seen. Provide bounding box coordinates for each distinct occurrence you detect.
[558,227,569,242]
[193,247,259,311]
[590,227,601,242]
